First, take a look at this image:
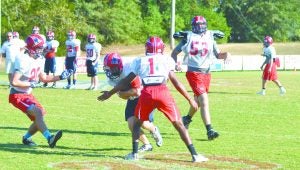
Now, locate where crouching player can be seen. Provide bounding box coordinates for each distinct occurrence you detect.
[9,34,73,148]
[101,52,163,152]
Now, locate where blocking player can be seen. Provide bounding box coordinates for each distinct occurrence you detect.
[43,31,60,88]
[171,15,230,140]
[98,37,208,162]
[9,34,73,148]
[257,36,286,96]
[64,30,81,89]
[101,52,163,152]
[85,34,101,90]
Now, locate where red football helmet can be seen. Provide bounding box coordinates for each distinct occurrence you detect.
[67,30,76,40]
[87,34,96,43]
[26,34,45,59]
[13,32,19,39]
[103,53,123,80]
[46,31,55,40]
[145,36,165,55]
[32,26,40,34]
[263,36,273,47]
[191,16,207,34]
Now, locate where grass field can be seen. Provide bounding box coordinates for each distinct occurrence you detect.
[0,70,299,169]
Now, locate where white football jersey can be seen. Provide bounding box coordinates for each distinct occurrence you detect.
[11,53,44,94]
[1,39,23,61]
[130,54,175,85]
[85,42,101,61]
[181,30,220,69]
[45,40,59,52]
[263,45,276,62]
[65,39,81,57]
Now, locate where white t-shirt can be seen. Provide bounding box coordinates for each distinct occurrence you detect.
[1,39,22,61]
[65,39,81,57]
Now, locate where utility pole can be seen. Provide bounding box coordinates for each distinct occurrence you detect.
[170,0,175,50]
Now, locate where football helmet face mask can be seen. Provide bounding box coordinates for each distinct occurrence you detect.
[263,36,273,47]
[46,31,55,41]
[87,34,96,43]
[32,26,40,34]
[13,32,19,39]
[67,30,76,40]
[26,34,45,59]
[103,53,123,80]
[191,16,207,34]
[145,36,165,55]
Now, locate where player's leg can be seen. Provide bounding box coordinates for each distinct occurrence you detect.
[273,79,286,95]
[125,117,142,160]
[141,120,163,147]
[93,75,98,90]
[51,58,56,87]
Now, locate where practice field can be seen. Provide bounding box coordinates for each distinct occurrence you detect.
[0,71,299,169]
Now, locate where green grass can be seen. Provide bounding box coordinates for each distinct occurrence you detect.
[0,71,299,169]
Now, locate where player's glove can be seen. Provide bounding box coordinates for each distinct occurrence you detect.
[173,31,188,39]
[59,69,74,80]
[211,30,225,39]
[29,81,38,88]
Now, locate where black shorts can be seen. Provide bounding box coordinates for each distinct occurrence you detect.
[44,57,56,74]
[86,60,98,77]
[65,57,77,72]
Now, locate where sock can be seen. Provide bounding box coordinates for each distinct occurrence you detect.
[133,141,138,154]
[206,124,212,131]
[187,144,197,155]
[24,132,32,139]
[73,79,77,85]
[67,79,71,85]
[42,130,52,141]
[186,114,192,120]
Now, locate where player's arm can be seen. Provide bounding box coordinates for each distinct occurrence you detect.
[168,71,198,110]
[118,88,140,100]
[11,71,32,88]
[39,69,73,82]
[171,40,186,71]
[98,72,137,101]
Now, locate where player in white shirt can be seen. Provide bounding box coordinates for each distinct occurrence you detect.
[171,16,230,140]
[257,36,286,96]
[98,37,208,163]
[103,52,163,152]
[1,32,24,84]
[85,34,101,90]
[9,34,73,148]
[43,31,60,88]
[64,30,81,89]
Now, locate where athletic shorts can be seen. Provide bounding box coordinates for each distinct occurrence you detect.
[125,97,154,122]
[263,63,278,81]
[44,57,56,74]
[134,85,180,122]
[5,59,15,74]
[65,57,77,72]
[9,93,46,121]
[186,71,211,96]
[86,60,98,77]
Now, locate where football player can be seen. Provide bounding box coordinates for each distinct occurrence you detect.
[171,15,230,140]
[9,34,73,148]
[98,37,207,162]
[85,34,101,90]
[43,31,60,88]
[64,30,81,89]
[257,36,286,95]
[102,52,163,152]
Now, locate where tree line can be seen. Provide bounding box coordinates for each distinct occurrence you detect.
[1,0,299,56]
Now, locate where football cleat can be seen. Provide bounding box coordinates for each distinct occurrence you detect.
[192,154,209,163]
[48,130,62,148]
[22,137,37,146]
[138,144,153,152]
[63,84,71,89]
[207,129,219,140]
[280,87,286,96]
[124,152,138,160]
[151,126,163,147]
[256,90,266,96]
[182,115,192,129]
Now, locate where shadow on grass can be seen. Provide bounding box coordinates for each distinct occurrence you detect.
[0,126,130,136]
[0,143,126,158]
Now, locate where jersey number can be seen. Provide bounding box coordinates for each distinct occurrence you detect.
[67,45,73,52]
[29,67,40,81]
[87,49,94,57]
[190,41,208,57]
